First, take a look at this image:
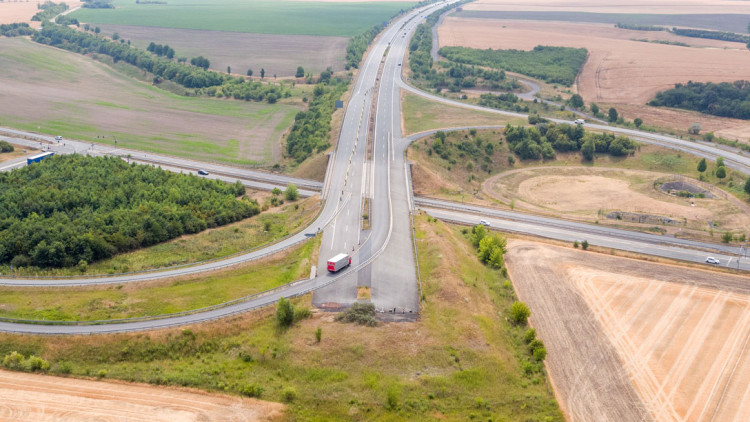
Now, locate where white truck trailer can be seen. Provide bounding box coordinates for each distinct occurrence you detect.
[327,253,351,272]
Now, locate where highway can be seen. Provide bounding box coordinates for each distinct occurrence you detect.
[1,0,749,332]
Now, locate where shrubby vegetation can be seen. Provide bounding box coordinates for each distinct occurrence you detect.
[2,351,50,372]
[504,123,636,160]
[286,78,348,162]
[0,155,258,269]
[439,45,588,86]
[650,80,750,119]
[0,141,14,153]
[470,225,507,268]
[345,24,383,70]
[615,22,666,31]
[671,28,750,44]
[335,302,378,326]
[478,92,525,112]
[31,1,68,22]
[0,23,35,37]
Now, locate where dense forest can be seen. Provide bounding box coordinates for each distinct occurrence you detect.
[649,80,750,120]
[439,45,588,87]
[0,156,258,269]
[504,123,636,160]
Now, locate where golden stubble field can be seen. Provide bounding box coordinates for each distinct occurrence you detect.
[463,0,750,14]
[506,240,750,422]
[0,0,83,26]
[438,17,750,140]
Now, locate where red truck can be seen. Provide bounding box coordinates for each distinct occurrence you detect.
[327,253,351,272]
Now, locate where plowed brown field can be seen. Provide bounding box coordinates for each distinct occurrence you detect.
[438,17,750,140]
[506,240,750,422]
[0,369,284,421]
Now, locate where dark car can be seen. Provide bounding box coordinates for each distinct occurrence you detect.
[197,170,209,176]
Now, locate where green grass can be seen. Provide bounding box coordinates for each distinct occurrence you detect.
[403,93,525,135]
[71,0,416,37]
[0,238,317,321]
[2,197,320,277]
[0,217,563,421]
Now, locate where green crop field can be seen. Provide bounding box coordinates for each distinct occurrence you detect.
[71,0,416,37]
[0,38,299,165]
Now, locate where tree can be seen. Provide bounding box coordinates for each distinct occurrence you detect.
[284,183,299,201]
[260,68,265,79]
[296,66,305,78]
[716,157,725,167]
[590,103,599,115]
[745,177,750,195]
[568,93,584,109]
[509,301,531,325]
[581,138,595,161]
[608,107,618,123]
[94,26,100,34]
[688,122,702,135]
[716,166,727,179]
[247,68,253,76]
[276,297,294,327]
[227,66,231,74]
[581,240,589,250]
[634,118,643,128]
[112,32,119,40]
[697,158,707,172]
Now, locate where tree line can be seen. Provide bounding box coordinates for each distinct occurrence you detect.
[147,42,175,59]
[286,79,348,162]
[0,23,34,37]
[649,80,750,120]
[82,0,114,8]
[504,123,636,160]
[439,45,588,87]
[31,1,68,22]
[614,23,750,48]
[0,155,258,269]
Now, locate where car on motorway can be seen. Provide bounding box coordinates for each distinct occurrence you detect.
[574,119,585,126]
[54,135,63,141]
[479,219,490,227]
[197,170,209,176]
[705,257,720,265]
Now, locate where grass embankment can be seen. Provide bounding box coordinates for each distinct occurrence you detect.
[0,216,563,421]
[410,127,748,201]
[402,93,525,135]
[71,0,415,37]
[4,196,320,277]
[0,237,318,321]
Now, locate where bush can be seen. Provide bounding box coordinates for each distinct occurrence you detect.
[282,386,297,402]
[386,386,400,410]
[239,383,264,398]
[581,240,589,250]
[284,183,299,201]
[509,301,531,325]
[335,303,378,326]
[276,297,295,328]
[315,326,322,343]
[716,166,727,179]
[524,328,537,343]
[0,140,14,153]
[2,351,50,372]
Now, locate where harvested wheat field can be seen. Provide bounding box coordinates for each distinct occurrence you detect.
[463,0,750,14]
[0,1,82,26]
[438,18,750,139]
[0,369,283,421]
[506,240,750,422]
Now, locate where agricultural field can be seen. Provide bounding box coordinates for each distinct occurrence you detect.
[0,370,283,421]
[437,17,750,141]
[506,240,750,422]
[0,216,563,420]
[0,38,299,165]
[462,0,750,16]
[70,0,415,36]
[0,0,82,26]
[97,25,349,76]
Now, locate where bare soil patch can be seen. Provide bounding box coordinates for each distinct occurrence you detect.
[0,369,284,421]
[464,0,750,14]
[485,166,750,232]
[506,240,750,422]
[97,25,349,77]
[438,17,750,141]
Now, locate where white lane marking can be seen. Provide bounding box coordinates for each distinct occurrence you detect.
[329,222,337,249]
[346,225,349,233]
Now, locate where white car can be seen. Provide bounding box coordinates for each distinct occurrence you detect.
[54,136,63,141]
[574,119,585,126]
[705,257,720,265]
[479,220,490,227]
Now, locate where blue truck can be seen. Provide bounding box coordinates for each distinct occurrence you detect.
[27,151,55,165]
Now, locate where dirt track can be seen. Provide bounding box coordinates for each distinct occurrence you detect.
[0,369,283,421]
[506,240,750,421]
